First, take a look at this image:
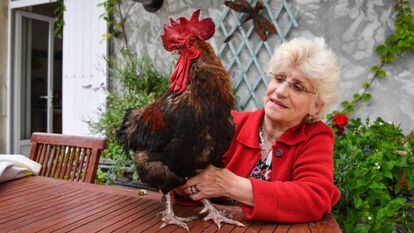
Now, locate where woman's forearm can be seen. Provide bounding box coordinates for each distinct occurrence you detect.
[181,165,254,206]
[224,170,254,207]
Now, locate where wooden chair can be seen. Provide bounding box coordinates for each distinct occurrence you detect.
[29,132,106,183]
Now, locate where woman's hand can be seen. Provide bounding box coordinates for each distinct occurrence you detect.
[181,165,230,201]
[180,165,254,206]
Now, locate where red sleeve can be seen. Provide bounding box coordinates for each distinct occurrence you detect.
[240,127,340,222]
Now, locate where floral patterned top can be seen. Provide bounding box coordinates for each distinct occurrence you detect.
[249,125,273,181]
[249,156,272,181]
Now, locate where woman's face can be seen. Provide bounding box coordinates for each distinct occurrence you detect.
[264,64,322,128]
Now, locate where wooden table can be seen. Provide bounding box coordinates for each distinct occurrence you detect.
[0,176,342,232]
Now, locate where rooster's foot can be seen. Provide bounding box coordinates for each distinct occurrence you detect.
[159,210,197,232]
[159,193,197,232]
[200,199,245,229]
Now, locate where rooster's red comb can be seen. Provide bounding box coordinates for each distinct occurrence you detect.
[161,9,215,52]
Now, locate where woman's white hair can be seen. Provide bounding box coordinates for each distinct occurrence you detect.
[267,37,339,119]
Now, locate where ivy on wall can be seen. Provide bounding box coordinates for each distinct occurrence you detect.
[330,0,414,117]
[54,0,65,39]
[98,0,137,48]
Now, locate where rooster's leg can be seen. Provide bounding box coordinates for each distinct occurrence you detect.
[159,193,196,232]
[200,199,245,229]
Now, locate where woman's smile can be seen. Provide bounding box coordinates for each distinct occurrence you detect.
[269,98,289,109]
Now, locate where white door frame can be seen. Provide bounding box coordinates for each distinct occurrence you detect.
[6,0,57,153]
[8,6,55,154]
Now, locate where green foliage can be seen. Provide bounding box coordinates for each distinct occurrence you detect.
[332,118,414,233]
[339,0,414,115]
[98,0,122,39]
[89,49,169,184]
[54,0,66,39]
[98,0,137,47]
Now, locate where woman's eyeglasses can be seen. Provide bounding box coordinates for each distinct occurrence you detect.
[272,74,317,95]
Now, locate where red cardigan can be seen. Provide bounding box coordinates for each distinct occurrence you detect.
[224,109,340,223]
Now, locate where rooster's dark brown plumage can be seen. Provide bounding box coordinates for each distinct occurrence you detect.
[116,9,243,231]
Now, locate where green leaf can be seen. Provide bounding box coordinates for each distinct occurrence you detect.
[383,171,393,179]
[368,182,386,190]
[362,82,370,88]
[375,45,387,54]
[397,39,412,48]
[102,33,112,39]
[353,195,363,209]
[378,69,387,78]
[361,93,372,102]
[354,225,369,233]
[376,198,405,221]
[371,65,381,72]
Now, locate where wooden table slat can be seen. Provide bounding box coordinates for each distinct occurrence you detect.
[49,197,139,233]
[274,224,291,233]
[0,189,95,227]
[73,199,157,233]
[0,176,342,233]
[19,193,117,233]
[2,186,88,210]
[110,205,165,233]
[38,196,134,233]
[245,221,266,233]
[259,222,279,233]
[0,179,40,194]
[0,183,54,202]
[2,190,108,231]
[0,176,36,188]
[0,184,81,212]
[308,215,342,233]
[0,187,84,219]
[287,223,311,233]
[97,202,163,233]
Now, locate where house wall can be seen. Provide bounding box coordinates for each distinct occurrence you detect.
[0,0,8,153]
[111,0,414,133]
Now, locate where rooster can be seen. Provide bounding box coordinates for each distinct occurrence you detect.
[116,9,244,231]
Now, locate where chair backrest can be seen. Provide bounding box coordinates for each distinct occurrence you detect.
[29,132,106,183]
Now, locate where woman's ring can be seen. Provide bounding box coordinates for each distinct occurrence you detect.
[190,185,199,194]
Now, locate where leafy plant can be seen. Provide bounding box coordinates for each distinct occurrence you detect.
[331,117,414,233]
[90,49,169,184]
[98,0,137,48]
[54,0,66,39]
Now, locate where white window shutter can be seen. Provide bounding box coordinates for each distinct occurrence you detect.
[62,0,107,136]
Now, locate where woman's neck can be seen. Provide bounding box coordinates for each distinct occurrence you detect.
[262,116,301,141]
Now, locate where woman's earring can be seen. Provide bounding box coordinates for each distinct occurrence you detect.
[306,114,315,124]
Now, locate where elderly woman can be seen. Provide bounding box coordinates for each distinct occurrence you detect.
[178,37,341,223]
